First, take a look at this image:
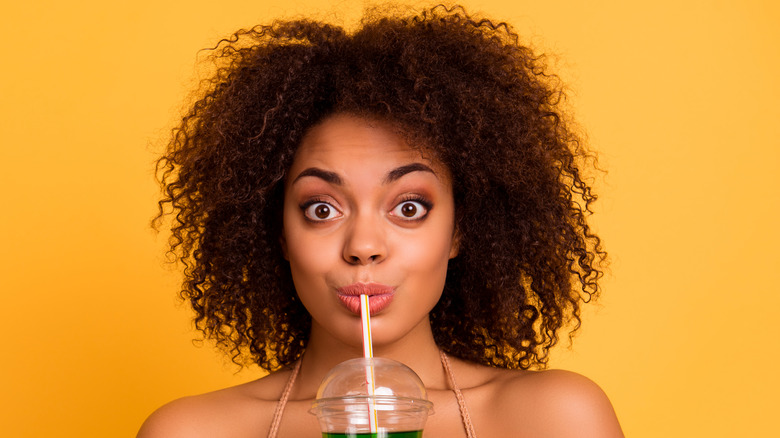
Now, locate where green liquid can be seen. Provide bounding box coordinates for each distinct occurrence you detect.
[323,431,422,438]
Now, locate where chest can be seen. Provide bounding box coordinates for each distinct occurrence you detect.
[270,388,524,438]
[269,394,468,437]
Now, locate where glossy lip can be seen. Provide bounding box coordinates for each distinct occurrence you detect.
[336,283,396,315]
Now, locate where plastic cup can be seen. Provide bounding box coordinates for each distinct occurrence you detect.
[311,358,433,438]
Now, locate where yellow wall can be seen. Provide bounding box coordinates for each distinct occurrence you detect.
[2,1,778,436]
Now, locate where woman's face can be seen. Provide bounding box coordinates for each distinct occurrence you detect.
[282,114,458,348]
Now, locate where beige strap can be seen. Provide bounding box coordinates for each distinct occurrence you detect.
[267,359,302,438]
[268,353,476,438]
[440,350,478,438]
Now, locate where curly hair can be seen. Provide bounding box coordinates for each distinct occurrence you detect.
[155,4,606,372]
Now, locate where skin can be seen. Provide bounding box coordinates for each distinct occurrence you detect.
[138,114,624,438]
[281,113,458,354]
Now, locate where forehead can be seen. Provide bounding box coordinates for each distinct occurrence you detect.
[289,114,448,179]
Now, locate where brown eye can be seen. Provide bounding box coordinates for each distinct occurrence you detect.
[400,202,417,217]
[390,199,428,221]
[315,204,330,219]
[303,202,341,221]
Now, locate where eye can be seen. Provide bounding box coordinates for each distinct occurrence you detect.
[302,202,342,222]
[389,199,430,221]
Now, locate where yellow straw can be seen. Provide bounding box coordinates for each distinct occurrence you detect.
[360,294,379,433]
[360,294,374,358]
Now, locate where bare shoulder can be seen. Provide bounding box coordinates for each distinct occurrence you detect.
[136,370,291,438]
[486,369,624,437]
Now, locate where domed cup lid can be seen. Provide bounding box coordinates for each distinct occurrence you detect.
[311,357,433,413]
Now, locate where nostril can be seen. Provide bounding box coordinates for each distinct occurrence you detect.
[346,253,382,265]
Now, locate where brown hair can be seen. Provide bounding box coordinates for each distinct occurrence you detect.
[156,4,606,371]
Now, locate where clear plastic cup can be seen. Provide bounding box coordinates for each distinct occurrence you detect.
[311,358,433,438]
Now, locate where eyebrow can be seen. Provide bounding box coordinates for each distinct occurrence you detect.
[292,162,436,186]
[292,168,342,185]
[383,163,436,183]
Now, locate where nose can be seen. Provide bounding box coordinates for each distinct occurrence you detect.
[343,212,387,265]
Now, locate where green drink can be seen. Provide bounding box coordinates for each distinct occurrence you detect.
[323,431,422,438]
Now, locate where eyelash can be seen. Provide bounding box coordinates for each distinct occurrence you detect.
[388,194,433,222]
[299,195,433,222]
[300,197,341,222]
[399,194,432,208]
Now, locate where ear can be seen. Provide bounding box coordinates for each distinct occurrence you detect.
[280,228,289,261]
[448,228,460,259]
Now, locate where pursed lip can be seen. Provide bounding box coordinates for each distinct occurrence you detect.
[336,282,396,315]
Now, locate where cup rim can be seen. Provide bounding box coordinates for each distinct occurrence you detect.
[311,395,434,414]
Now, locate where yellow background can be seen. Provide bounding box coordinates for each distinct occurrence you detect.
[2,0,778,436]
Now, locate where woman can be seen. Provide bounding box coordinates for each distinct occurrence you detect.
[139,5,623,437]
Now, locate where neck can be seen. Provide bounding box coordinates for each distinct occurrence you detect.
[292,316,447,399]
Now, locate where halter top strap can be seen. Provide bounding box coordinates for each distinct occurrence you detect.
[267,351,477,438]
[439,350,478,438]
[266,359,302,438]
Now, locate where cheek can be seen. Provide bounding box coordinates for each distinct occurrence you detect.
[282,211,333,283]
[395,226,455,282]
[286,235,335,278]
[396,201,456,273]
[285,238,336,313]
[405,237,452,269]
